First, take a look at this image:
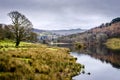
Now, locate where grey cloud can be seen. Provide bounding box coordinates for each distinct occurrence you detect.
[0,0,120,30]
[1,0,120,15]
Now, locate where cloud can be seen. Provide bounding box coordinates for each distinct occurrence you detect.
[0,0,120,30]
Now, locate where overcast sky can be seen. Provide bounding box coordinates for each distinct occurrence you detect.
[0,0,120,30]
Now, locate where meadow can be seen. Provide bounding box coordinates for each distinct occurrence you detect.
[105,38,120,50]
[0,40,81,80]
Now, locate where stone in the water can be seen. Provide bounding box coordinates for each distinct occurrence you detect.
[87,72,91,75]
[82,70,85,74]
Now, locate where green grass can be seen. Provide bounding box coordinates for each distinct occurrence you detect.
[0,40,81,80]
[105,38,120,50]
[0,39,41,51]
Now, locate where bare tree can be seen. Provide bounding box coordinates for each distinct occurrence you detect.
[8,11,33,47]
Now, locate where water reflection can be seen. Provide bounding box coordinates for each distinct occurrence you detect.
[74,44,120,69]
[71,52,120,80]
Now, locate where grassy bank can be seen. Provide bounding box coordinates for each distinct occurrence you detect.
[0,40,81,80]
[105,38,120,50]
[74,42,86,50]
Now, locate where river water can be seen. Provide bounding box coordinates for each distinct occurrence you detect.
[71,52,120,80]
[54,44,120,80]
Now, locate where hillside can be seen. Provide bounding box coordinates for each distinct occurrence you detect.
[58,17,120,44]
[88,17,120,37]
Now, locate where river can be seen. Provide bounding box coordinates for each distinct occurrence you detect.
[71,52,120,80]
[54,44,120,80]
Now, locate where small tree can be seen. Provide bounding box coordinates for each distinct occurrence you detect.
[8,11,33,47]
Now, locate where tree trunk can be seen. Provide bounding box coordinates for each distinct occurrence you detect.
[15,38,20,47]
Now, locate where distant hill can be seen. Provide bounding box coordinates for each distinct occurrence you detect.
[33,28,86,36]
[33,28,86,43]
[33,28,46,33]
[49,28,86,35]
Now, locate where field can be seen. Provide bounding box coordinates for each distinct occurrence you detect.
[0,40,81,80]
[105,38,120,50]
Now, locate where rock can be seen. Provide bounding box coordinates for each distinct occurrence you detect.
[87,72,91,75]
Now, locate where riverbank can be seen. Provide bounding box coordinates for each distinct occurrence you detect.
[105,38,120,50]
[0,40,81,80]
